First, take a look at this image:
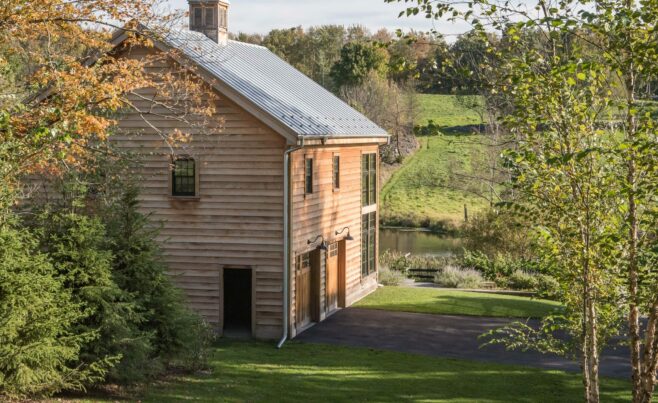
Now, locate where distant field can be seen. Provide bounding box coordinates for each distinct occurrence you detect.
[382,94,489,228]
[416,94,484,128]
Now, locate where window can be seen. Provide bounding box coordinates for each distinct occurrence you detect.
[305,158,313,195]
[172,158,196,197]
[193,7,203,27]
[296,252,310,272]
[332,155,340,190]
[219,8,228,28]
[204,7,215,26]
[361,153,377,206]
[361,212,376,277]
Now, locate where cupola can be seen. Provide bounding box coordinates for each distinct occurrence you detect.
[188,0,229,45]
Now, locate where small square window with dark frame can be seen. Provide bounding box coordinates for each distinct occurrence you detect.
[172,158,196,197]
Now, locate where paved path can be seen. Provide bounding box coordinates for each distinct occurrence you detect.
[297,308,630,379]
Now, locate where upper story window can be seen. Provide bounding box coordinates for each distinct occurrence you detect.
[332,155,340,190]
[305,158,314,195]
[361,153,377,207]
[191,6,217,28]
[193,7,203,27]
[205,7,215,26]
[219,8,228,29]
[172,158,196,197]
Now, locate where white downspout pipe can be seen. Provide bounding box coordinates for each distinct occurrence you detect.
[278,137,304,349]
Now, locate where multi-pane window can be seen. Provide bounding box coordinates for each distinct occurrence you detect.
[296,252,310,272]
[219,8,228,28]
[193,7,203,26]
[361,153,377,206]
[332,155,340,190]
[204,7,215,26]
[172,158,196,197]
[305,158,313,195]
[361,212,376,277]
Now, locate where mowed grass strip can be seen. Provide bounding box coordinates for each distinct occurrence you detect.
[417,93,484,127]
[86,340,628,402]
[382,94,493,226]
[381,134,490,225]
[355,286,562,318]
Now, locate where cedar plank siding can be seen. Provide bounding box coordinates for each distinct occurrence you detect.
[114,45,286,339]
[289,145,379,337]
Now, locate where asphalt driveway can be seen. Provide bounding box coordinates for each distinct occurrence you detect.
[296,308,631,379]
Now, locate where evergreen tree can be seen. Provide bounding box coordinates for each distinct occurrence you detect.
[0,218,102,398]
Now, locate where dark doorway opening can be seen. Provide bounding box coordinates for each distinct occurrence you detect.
[223,268,252,336]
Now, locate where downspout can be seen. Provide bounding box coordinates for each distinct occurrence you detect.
[277,136,304,349]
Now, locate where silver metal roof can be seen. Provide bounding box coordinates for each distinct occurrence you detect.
[162,29,388,137]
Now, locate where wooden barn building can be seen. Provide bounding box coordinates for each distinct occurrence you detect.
[110,0,389,341]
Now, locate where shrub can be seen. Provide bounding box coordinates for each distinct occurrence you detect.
[38,211,143,383]
[535,274,560,299]
[506,270,538,291]
[434,265,484,289]
[0,220,100,399]
[461,208,534,260]
[378,265,405,286]
[105,187,213,375]
[380,250,410,273]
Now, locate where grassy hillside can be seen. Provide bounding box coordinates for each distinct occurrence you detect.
[381,94,490,229]
[417,94,484,127]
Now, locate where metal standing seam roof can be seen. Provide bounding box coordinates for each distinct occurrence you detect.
[162,29,388,137]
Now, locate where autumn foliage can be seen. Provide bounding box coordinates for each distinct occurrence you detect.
[0,0,217,399]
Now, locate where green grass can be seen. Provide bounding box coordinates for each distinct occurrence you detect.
[381,134,491,226]
[417,93,484,127]
[79,340,628,402]
[355,286,562,318]
[382,94,491,227]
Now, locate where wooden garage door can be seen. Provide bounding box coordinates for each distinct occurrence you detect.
[295,253,312,329]
[326,242,338,312]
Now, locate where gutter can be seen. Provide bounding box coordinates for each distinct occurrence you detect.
[277,137,304,349]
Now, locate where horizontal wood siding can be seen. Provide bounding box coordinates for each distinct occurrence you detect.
[290,145,379,337]
[113,45,285,339]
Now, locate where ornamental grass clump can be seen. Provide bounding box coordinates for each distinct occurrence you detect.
[433,265,484,289]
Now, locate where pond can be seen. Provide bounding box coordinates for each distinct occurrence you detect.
[379,228,463,257]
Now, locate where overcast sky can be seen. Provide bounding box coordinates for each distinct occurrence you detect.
[167,0,470,39]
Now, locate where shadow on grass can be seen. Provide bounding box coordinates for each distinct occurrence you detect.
[139,340,628,403]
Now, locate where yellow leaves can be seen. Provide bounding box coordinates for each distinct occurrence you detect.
[3,0,215,178]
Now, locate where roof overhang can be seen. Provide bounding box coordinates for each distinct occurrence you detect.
[299,135,389,147]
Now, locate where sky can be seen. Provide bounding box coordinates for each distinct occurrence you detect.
[167,0,470,39]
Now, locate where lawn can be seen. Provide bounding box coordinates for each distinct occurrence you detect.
[355,286,562,318]
[416,93,484,128]
[381,134,491,226]
[382,94,492,227]
[81,340,628,402]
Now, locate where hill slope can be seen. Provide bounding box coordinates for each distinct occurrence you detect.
[381,94,490,229]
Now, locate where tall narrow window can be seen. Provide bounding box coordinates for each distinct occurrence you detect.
[361,153,377,206]
[204,7,215,26]
[220,8,228,28]
[172,158,196,197]
[305,158,313,195]
[193,7,203,27]
[361,212,377,277]
[332,155,340,190]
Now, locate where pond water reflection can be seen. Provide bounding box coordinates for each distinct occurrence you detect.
[379,228,463,257]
